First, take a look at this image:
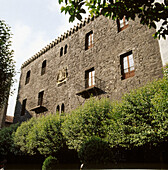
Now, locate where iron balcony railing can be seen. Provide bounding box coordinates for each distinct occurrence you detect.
[76,76,105,98]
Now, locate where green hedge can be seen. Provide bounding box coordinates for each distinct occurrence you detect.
[112,77,168,148]
[42,156,58,170]
[2,71,168,164]
[61,98,120,151]
[78,136,113,164]
[0,123,20,157]
[14,114,65,156]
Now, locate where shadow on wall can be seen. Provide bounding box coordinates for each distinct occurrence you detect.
[13,100,32,123]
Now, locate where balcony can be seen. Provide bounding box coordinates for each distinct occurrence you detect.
[76,76,105,98]
[30,105,48,114]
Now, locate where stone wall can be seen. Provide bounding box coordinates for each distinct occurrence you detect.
[13,15,163,123]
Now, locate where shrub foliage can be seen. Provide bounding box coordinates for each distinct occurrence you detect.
[2,71,168,164]
[0,123,20,157]
[42,156,58,170]
[0,20,15,107]
[61,98,120,151]
[14,114,65,156]
[78,136,113,164]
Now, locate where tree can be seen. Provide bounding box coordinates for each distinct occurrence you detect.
[61,98,120,151]
[0,123,20,158]
[14,114,65,157]
[59,0,168,39]
[0,20,15,107]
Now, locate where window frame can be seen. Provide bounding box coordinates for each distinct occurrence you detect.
[61,103,65,113]
[38,91,44,106]
[56,105,60,113]
[120,51,135,80]
[41,60,46,75]
[85,31,93,50]
[117,16,129,32]
[25,70,30,85]
[85,67,95,88]
[64,45,67,55]
[60,47,63,56]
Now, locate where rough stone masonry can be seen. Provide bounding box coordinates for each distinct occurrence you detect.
[13,15,163,123]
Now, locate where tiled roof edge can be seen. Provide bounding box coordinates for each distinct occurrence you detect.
[21,15,97,69]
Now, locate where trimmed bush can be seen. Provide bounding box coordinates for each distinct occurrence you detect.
[14,118,37,154]
[0,123,20,157]
[14,114,65,156]
[11,69,168,164]
[78,137,113,164]
[107,77,168,149]
[42,156,58,170]
[62,98,121,151]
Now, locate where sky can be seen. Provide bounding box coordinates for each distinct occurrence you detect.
[0,0,88,116]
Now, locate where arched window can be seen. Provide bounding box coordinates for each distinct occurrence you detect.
[41,60,46,75]
[61,103,65,113]
[60,47,63,56]
[56,105,60,113]
[25,70,30,84]
[64,45,67,54]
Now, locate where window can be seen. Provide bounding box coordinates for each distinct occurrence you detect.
[25,70,30,84]
[85,68,95,88]
[41,60,46,75]
[64,45,67,55]
[85,31,93,50]
[56,105,60,113]
[120,51,135,79]
[61,103,65,113]
[21,99,27,116]
[117,16,128,32]
[38,91,44,105]
[60,47,63,56]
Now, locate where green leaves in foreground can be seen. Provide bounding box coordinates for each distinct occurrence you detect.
[61,98,121,151]
[113,77,168,148]
[0,123,20,156]
[62,73,168,151]
[59,0,168,39]
[14,114,65,156]
[0,20,15,107]
[6,69,168,163]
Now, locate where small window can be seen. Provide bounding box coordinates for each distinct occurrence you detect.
[25,70,30,85]
[85,68,95,88]
[61,103,65,113]
[64,45,67,55]
[85,31,93,50]
[21,99,27,116]
[120,51,135,80]
[60,47,63,56]
[117,16,128,32]
[41,60,46,75]
[56,105,60,113]
[38,91,44,105]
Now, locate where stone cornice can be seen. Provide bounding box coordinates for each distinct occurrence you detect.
[21,15,96,69]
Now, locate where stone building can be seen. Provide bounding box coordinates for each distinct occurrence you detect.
[14,15,163,123]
